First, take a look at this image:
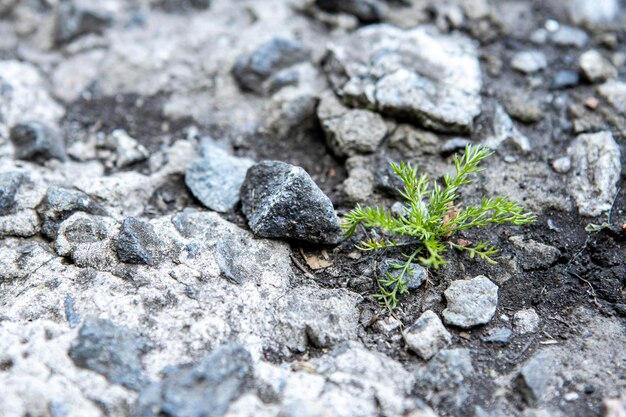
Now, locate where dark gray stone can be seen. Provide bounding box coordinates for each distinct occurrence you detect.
[378,258,427,290]
[36,186,108,239]
[0,172,26,216]
[184,143,254,213]
[232,38,311,95]
[9,121,66,163]
[315,0,383,23]
[132,343,253,417]
[116,217,160,265]
[550,70,580,90]
[240,161,341,244]
[481,327,513,344]
[55,0,113,45]
[375,158,404,198]
[69,317,152,391]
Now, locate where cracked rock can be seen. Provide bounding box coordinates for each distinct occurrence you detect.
[568,131,621,216]
[240,161,341,244]
[403,310,452,360]
[443,276,498,328]
[116,217,161,265]
[70,317,153,391]
[10,121,67,163]
[323,24,482,133]
[185,142,254,213]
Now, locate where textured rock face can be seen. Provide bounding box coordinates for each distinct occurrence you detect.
[443,276,498,328]
[567,131,621,216]
[323,24,482,133]
[403,310,452,360]
[240,161,341,244]
[116,217,162,265]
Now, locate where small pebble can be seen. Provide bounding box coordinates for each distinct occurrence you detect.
[551,70,580,90]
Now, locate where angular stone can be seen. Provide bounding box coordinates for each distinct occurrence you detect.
[508,236,560,270]
[69,317,152,391]
[0,172,26,216]
[443,276,498,328]
[240,161,341,244]
[515,351,557,404]
[511,51,547,73]
[568,131,621,216]
[185,143,254,213]
[513,308,540,334]
[324,25,482,133]
[132,343,253,417]
[108,129,149,169]
[10,121,66,163]
[580,50,617,83]
[116,217,161,265]
[232,38,311,95]
[403,310,452,360]
[481,327,513,344]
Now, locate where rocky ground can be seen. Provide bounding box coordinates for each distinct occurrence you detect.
[0,0,625,416]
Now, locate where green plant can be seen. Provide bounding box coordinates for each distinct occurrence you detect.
[342,145,536,310]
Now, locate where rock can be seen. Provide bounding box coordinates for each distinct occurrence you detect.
[414,349,475,410]
[372,316,402,335]
[513,308,540,334]
[387,124,440,156]
[403,310,452,360]
[108,130,149,169]
[36,186,108,239]
[481,327,513,344]
[549,25,588,48]
[9,121,67,163]
[483,103,531,153]
[378,258,427,291]
[515,351,557,404]
[511,51,547,73]
[317,92,388,158]
[240,161,341,244]
[501,91,542,123]
[323,24,482,133]
[315,0,383,23]
[508,236,560,270]
[155,0,212,12]
[54,0,113,45]
[598,80,626,114]
[374,157,405,198]
[343,159,375,202]
[69,317,152,391]
[264,89,319,138]
[116,217,161,265]
[580,50,617,83]
[551,70,580,90]
[185,143,254,213]
[0,172,27,216]
[443,276,498,328]
[0,61,65,138]
[567,131,621,216]
[132,343,253,417]
[603,398,626,417]
[551,156,572,174]
[406,402,440,417]
[440,138,472,156]
[232,38,311,95]
[568,0,620,28]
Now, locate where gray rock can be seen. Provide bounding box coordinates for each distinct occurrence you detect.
[387,124,440,156]
[0,172,27,216]
[116,217,161,265]
[315,0,383,23]
[240,161,341,244]
[132,343,253,417]
[55,0,113,45]
[343,162,374,202]
[551,156,572,174]
[481,327,513,344]
[568,0,620,28]
[501,91,542,123]
[232,38,311,95]
[324,24,482,133]
[513,308,540,334]
[580,50,617,83]
[378,258,427,291]
[549,26,588,48]
[484,103,531,153]
[9,121,67,163]
[155,0,211,12]
[69,317,152,391]
[414,349,475,410]
[598,80,626,114]
[185,143,254,213]
[567,131,621,216]
[508,236,560,270]
[511,51,547,73]
[108,130,149,169]
[443,276,498,328]
[374,157,405,198]
[317,92,387,158]
[440,138,472,156]
[36,186,108,239]
[551,70,580,90]
[403,310,452,360]
[515,351,557,404]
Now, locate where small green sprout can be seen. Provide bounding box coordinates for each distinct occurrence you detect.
[342,145,536,310]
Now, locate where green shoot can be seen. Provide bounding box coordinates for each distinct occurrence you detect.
[342,144,536,310]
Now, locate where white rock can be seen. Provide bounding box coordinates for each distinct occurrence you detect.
[513,308,540,334]
[598,80,626,114]
[443,276,499,328]
[511,51,548,73]
[579,50,617,83]
[403,310,452,360]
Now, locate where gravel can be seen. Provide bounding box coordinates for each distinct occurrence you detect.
[443,276,499,328]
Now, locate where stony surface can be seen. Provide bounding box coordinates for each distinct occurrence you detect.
[403,310,452,360]
[10,121,67,163]
[443,276,499,328]
[513,308,540,335]
[579,50,617,83]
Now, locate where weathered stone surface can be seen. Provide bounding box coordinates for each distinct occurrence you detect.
[567,131,621,216]
[509,236,560,270]
[70,317,153,391]
[0,172,27,216]
[579,50,617,83]
[108,129,150,169]
[515,351,557,404]
[403,310,452,360]
[10,121,67,163]
[232,38,311,95]
[598,80,626,114]
[568,0,620,28]
[132,343,253,417]
[185,142,254,213]
[481,327,513,344]
[240,161,341,244]
[483,103,531,153]
[513,308,540,335]
[443,276,498,328]
[116,217,161,265]
[324,24,482,133]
